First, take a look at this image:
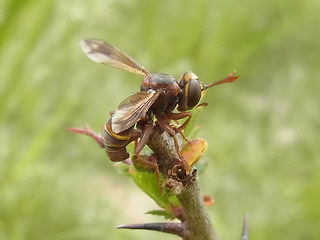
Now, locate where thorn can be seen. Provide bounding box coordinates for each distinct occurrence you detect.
[67,125,105,148]
[117,222,184,237]
[240,213,249,240]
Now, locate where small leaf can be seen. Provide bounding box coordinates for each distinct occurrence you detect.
[181,138,208,168]
[129,170,180,210]
[145,209,176,220]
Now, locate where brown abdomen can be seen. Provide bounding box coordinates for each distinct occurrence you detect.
[102,119,135,162]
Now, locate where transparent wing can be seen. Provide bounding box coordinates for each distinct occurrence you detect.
[111,90,159,133]
[80,39,150,76]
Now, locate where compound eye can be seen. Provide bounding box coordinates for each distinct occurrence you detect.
[186,79,202,109]
[179,71,198,87]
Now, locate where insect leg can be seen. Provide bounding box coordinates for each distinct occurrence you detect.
[162,112,192,142]
[155,119,190,172]
[132,154,163,193]
[134,120,154,155]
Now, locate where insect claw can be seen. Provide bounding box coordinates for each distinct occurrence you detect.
[117,222,185,237]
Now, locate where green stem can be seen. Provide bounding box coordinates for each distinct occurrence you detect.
[148,130,216,240]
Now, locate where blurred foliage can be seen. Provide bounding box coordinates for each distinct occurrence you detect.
[0,0,319,240]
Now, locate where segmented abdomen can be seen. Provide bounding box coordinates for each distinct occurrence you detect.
[102,119,135,162]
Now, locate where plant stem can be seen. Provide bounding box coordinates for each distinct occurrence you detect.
[148,130,216,240]
[178,175,216,240]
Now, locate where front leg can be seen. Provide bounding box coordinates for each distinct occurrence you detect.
[163,112,192,142]
[164,112,192,131]
[155,118,190,173]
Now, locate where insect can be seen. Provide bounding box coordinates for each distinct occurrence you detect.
[74,39,238,167]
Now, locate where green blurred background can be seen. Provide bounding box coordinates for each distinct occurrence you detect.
[1,0,319,239]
